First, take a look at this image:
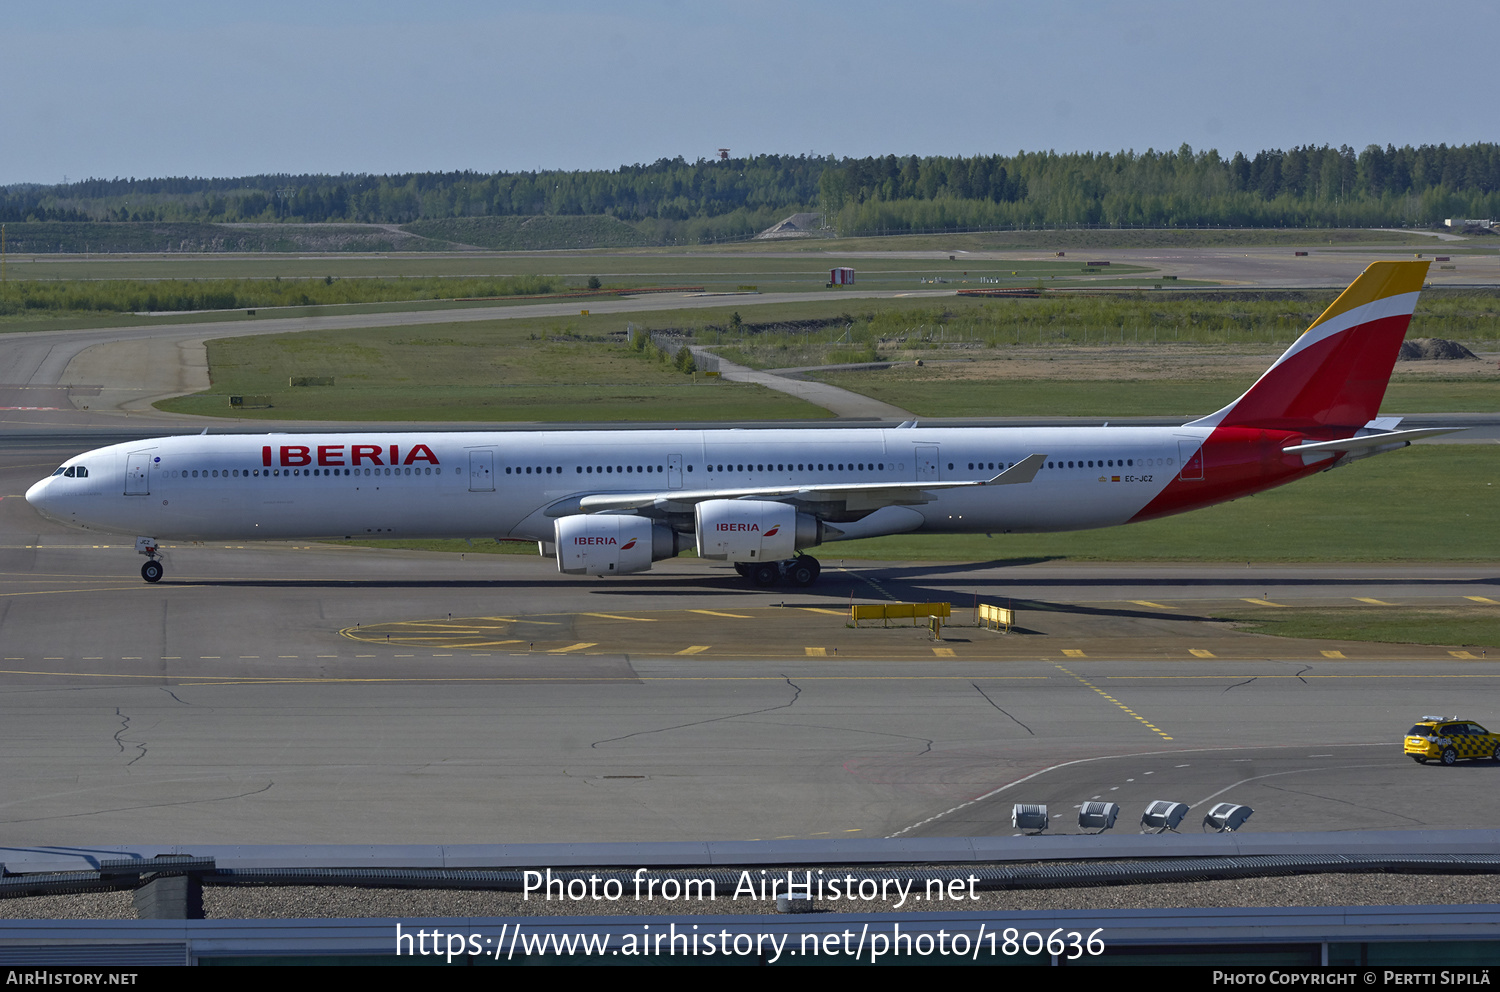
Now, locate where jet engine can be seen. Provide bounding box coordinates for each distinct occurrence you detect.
[694,499,822,562]
[554,515,685,575]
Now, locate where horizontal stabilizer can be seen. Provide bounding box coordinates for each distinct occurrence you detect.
[1281,427,1465,455]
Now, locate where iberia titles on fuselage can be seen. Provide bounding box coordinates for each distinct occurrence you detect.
[25,261,1462,587]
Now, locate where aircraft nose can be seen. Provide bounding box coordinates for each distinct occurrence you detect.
[25,477,60,521]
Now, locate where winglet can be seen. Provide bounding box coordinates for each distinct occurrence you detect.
[983,453,1047,485]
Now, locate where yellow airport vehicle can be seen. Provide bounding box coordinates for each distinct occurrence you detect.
[1404,717,1500,766]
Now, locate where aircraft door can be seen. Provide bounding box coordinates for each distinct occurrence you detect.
[667,454,683,489]
[1177,440,1205,481]
[468,450,495,492]
[915,445,941,481]
[124,452,152,495]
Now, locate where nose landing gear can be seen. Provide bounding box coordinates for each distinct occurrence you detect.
[137,536,164,583]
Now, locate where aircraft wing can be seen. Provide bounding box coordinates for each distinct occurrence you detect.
[551,453,1048,518]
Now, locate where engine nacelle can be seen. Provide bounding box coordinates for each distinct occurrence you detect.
[554,515,681,575]
[694,499,821,562]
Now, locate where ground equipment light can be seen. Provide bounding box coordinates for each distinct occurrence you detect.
[1078,801,1119,832]
[1012,804,1048,833]
[1203,803,1253,832]
[1140,800,1189,833]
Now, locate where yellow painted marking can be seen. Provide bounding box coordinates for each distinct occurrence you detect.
[445,640,522,648]
[1241,598,1289,607]
[0,584,206,599]
[690,610,754,619]
[805,647,828,657]
[676,646,711,655]
[1130,601,1175,609]
[1062,649,1087,658]
[1355,597,1396,606]
[932,647,956,657]
[1321,650,1346,659]
[548,642,597,653]
[582,613,656,622]
[1056,665,1172,741]
[1188,648,1216,658]
[1450,651,1479,659]
[386,622,488,629]
[1464,597,1500,605]
[799,608,847,616]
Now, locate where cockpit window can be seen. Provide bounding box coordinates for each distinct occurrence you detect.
[64,467,76,478]
[52,467,65,476]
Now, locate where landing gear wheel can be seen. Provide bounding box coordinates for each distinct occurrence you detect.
[141,560,164,583]
[1441,747,1457,766]
[752,563,780,587]
[789,558,818,587]
[734,562,753,578]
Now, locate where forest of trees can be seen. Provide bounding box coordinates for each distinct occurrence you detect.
[3,143,1497,241]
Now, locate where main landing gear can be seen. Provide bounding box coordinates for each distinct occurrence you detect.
[734,555,821,588]
[137,536,164,583]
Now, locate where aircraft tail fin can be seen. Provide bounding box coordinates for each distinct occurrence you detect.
[1187,260,1430,431]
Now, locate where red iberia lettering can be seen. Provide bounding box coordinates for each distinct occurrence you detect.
[352,445,383,466]
[262,446,272,467]
[317,445,345,466]
[280,445,311,467]
[403,443,439,465]
[390,444,398,466]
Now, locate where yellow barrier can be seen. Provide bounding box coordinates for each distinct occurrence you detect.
[850,602,951,627]
[978,603,1015,633]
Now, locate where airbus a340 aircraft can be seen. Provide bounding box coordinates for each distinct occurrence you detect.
[27,261,1458,586]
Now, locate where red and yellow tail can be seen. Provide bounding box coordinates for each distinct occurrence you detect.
[1190,261,1429,431]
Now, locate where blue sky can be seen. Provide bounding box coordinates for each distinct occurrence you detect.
[5,0,1495,185]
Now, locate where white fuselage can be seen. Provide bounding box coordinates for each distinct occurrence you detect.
[26,426,1209,544]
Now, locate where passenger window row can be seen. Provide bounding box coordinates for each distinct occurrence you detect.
[165,467,445,478]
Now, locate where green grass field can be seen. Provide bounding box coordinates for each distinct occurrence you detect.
[807,375,1498,418]
[823,446,1495,563]
[1211,606,1499,648]
[154,314,828,422]
[714,228,1459,252]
